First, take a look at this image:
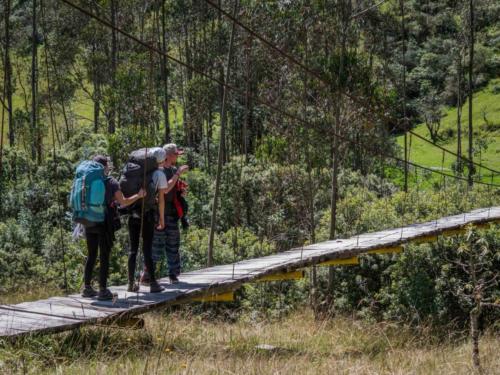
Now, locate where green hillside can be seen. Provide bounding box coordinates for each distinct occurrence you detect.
[397,79,500,184]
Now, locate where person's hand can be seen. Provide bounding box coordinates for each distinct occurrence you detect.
[156,219,165,231]
[137,188,147,198]
[178,165,189,175]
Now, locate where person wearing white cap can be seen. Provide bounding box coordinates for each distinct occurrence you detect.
[144,143,189,284]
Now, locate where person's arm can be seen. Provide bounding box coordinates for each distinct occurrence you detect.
[114,188,146,207]
[164,165,189,193]
[157,189,165,230]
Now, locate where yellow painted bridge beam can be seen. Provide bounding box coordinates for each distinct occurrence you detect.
[367,246,403,255]
[442,228,465,237]
[189,291,235,303]
[255,270,305,282]
[319,257,359,266]
[410,220,500,244]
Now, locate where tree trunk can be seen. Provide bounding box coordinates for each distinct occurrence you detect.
[108,0,117,134]
[401,0,408,192]
[207,0,238,267]
[182,12,193,147]
[4,0,14,148]
[31,0,40,163]
[467,0,474,186]
[217,0,224,109]
[329,5,347,293]
[457,52,463,173]
[161,0,170,143]
[92,40,100,134]
[470,308,482,374]
[93,81,100,134]
[243,35,252,160]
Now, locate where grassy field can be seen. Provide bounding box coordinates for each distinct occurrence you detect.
[1,55,185,148]
[396,79,500,184]
[1,307,498,375]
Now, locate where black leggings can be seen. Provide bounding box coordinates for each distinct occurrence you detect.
[128,214,156,284]
[84,230,111,290]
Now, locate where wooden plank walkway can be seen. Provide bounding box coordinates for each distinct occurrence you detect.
[1,206,500,339]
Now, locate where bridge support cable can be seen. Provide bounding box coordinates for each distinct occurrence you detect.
[57,0,500,192]
[204,0,500,181]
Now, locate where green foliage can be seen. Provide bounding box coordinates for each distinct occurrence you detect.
[1,0,500,337]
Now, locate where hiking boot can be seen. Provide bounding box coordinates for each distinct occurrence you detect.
[81,286,98,298]
[127,283,140,292]
[97,289,117,301]
[150,281,164,293]
[140,271,150,286]
[169,275,180,284]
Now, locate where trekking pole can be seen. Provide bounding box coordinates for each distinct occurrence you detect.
[136,147,149,296]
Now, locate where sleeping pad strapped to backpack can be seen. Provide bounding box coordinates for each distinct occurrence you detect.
[119,147,161,213]
[70,160,106,227]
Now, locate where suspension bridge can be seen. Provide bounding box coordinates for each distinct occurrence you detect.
[1,206,499,338]
[1,0,500,341]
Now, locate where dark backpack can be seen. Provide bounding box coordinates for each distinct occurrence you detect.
[119,148,160,213]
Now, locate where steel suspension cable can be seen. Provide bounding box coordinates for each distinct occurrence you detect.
[58,0,500,188]
[203,0,500,177]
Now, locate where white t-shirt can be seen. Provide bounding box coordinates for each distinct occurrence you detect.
[152,168,168,191]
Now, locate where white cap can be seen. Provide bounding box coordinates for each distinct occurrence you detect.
[151,147,166,163]
[163,143,184,156]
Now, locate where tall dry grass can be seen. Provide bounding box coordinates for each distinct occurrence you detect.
[1,308,498,374]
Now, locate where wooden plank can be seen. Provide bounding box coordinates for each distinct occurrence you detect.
[0,308,83,337]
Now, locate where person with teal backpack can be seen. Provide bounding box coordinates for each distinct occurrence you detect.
[71,155,145,300]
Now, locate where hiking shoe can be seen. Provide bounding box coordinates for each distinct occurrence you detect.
[150,281,164,293]
[140,271,150,286]
[127,283,140,293]
[169,275,180,284]
[97,289,117,301]
[81,286,98,298]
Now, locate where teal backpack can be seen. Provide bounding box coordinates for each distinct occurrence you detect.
[70,161,106,226]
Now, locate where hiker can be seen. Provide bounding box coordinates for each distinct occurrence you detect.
[124,147,167,293]
[79,155,145,300]
[146,143,189,284]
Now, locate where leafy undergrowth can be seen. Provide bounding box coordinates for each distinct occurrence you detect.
[1,308,498,374]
